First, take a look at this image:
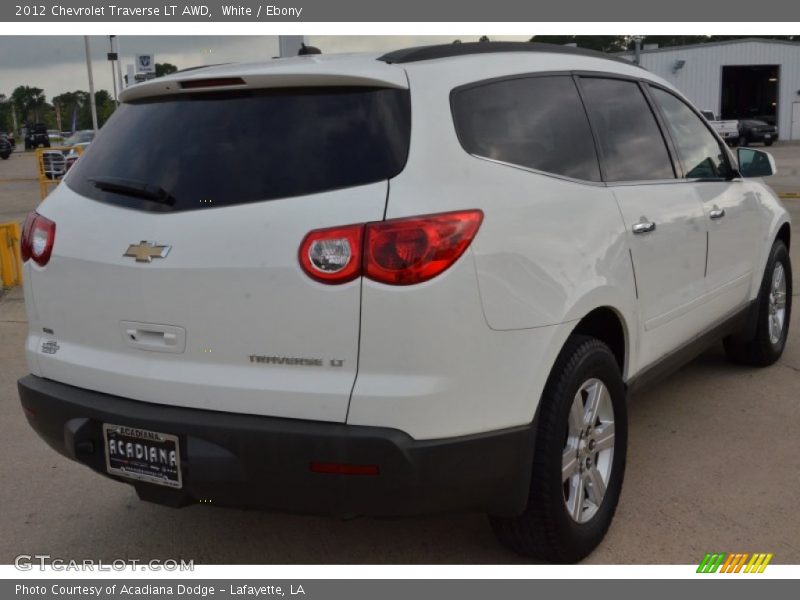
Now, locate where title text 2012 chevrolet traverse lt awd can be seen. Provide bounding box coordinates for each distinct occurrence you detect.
[17,43,792,562]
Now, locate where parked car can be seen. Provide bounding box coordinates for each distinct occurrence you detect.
[41,149,67,179]
[24,123,51,150]
[63,130,96,147]
[737,119,778,146]
[17,42,792,563]
[700,110,739,145]
[0,134,12,160]
[64,142,90,172]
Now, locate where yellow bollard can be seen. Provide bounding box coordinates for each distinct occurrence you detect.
[0,221,24,287]
[35,145,83,200]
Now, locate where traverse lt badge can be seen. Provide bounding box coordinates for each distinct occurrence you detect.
[123,241,171,263]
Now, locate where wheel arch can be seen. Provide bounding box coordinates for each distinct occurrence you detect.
[568,306,629,379]
[777,221,791,251]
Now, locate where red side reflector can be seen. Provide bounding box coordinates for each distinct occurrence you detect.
[179,77,246,89]
[309,462,379,476]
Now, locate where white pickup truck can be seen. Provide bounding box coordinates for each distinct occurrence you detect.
[701,110,740,145]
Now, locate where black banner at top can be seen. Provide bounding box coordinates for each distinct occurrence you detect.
[2,0,800,22]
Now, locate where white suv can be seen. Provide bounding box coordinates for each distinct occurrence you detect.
[17,42,792,563]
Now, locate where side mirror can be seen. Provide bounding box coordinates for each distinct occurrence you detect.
[737,147,777,178]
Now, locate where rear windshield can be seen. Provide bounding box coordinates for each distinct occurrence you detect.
[67,87,411,212]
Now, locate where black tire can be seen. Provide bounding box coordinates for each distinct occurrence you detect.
[724,240,792,366]
[765,139,774,147]
[738,136,748,147]
[0,154,9,160]
[490,335,627,563]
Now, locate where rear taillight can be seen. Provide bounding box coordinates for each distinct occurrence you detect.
[299,223,364,284]
[364,210,484,285]
[299,210,483,286]
[20,212,56,267]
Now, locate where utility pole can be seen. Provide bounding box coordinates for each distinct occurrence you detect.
[84,36,99,131]
[108,36,118,104]
[114,36,125,92]
[633,35,643,65]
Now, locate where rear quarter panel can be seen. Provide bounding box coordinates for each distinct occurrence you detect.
[348,56,641,439]
[395,57,639,356]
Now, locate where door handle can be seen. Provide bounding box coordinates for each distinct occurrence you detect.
[120,321,186,353]
[709,206,726,219]
[632,219,656,234]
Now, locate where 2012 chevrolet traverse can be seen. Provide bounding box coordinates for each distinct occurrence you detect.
[18,42,792,562]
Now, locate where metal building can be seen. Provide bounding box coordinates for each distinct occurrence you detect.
[621,38,800,141]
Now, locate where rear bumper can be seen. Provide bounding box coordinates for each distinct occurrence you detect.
[18,374,534,517]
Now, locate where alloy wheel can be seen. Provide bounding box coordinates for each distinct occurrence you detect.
[562,378,615,524]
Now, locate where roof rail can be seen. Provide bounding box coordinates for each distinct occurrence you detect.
[174,63,231,74]
[377,41,640,67]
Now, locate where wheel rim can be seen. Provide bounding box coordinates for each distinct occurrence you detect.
[562,378,615,524]
[768,262,788,345]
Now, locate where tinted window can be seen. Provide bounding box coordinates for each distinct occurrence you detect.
[580,78,675,182]
[67,87,411,212]
[451,76,600,181]
[650,88,733,179]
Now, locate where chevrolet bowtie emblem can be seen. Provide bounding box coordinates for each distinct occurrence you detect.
[123,241,171,263]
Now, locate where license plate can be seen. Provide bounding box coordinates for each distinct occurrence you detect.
[764,134,772,139]
[103,424,182,489]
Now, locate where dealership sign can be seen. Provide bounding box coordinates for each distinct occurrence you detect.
[135,54,155,74]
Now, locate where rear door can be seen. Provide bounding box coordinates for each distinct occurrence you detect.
[648,86,760,316]
[579,76,708,370]
[28,83,411,423]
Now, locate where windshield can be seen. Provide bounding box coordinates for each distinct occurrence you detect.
[67,87,411,212]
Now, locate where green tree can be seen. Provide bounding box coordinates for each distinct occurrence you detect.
[40,103,59,131]
[53,90,88,131]
[155,62,178,77]
[76,90,116,129]
[0,93,11,133]
[94,89,116,127]
[52,90,115,130]
[10,85,46,123]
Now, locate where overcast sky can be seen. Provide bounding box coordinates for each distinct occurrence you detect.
[0,35,530,101]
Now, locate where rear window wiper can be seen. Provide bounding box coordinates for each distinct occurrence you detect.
[89,176,176,206]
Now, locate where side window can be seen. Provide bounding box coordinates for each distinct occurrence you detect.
[579,77,676,182]
[650,87,734,180]
[451,75,601,182]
